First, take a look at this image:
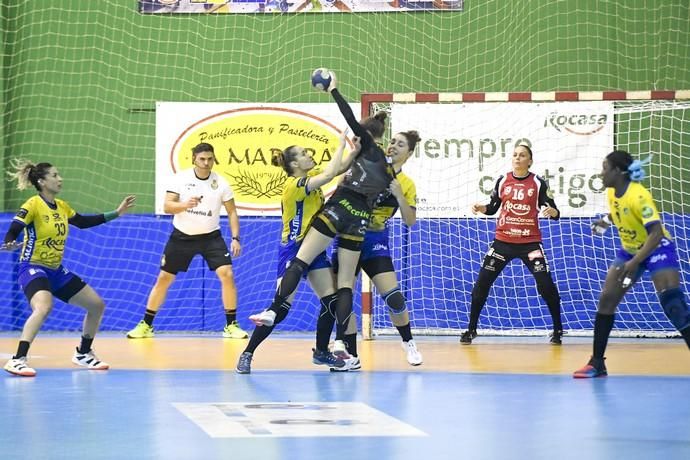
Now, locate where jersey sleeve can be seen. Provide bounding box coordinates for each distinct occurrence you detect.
[283,176,307,203]
[536,175,560,219]
[13,198,36,226]
[166,173,181,195]
[220,176,234,202]
[484,176,504,215]
[636,186,661,226]
[61,199,77,219]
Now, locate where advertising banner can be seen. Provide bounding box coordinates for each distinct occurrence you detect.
[156,102,359,216]
[390,102,615,217]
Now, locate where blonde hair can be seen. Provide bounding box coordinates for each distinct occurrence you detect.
[6,158,53,191]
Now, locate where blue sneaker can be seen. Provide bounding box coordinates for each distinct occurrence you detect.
[573,357,607,378]
[236,352,253,374]
[312,348,345,369]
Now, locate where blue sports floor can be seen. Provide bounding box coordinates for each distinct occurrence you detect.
[1,335,689,460]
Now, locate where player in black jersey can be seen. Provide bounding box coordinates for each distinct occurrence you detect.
[249,72,396,357]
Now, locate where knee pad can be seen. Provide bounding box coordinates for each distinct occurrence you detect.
[286,258,309,277]
[277,258,309,298]
[382,289,410,327]
[383,288,406,314]
[658,288,690,331]
[319,293,338,318]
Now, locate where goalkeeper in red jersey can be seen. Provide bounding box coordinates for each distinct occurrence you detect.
[459,144,564,345]
[573,150,690,378]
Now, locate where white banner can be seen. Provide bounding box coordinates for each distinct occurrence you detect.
[156,102,360,216]
[391,102,614,218]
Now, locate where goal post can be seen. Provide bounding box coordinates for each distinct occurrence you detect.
[360,90,690,339]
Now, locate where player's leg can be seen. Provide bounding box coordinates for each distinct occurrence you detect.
[202,232,246,338]
[573,255,637,378]
[128,232,192,338]
[237,283,298,374]
[264,222,335,317]
[63,281,109,370]
[520,243,563,344]
[4,272,53,377]
[461,241,509,344]
[647,242,690,347]
[308,264,346,370]
[364,257,422,366]
[332,236,363,348]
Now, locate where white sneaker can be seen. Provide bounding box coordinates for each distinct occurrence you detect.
[332,340,347,354]
[344,356,361,371]
[72,348,109,370]
[330,354,361,372]
[402,340,423,366]
[249,310,276,327]
[4,357,36,377]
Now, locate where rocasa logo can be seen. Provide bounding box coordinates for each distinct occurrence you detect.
[544,112,608,135]
[170,107,352,214]
[503,200,531,216]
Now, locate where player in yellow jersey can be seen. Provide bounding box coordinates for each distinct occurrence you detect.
[574,150,690,378]
[236,129,358,374]
[322,130,424,367]
[2,160,135,377]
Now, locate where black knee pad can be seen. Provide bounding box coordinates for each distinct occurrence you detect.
[659,288,690,331]
[383,288,406,314]
[319,293,338,318]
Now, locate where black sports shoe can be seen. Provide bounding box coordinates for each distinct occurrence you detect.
[549,330,563,345]
[236,351,253,374]
[460,329,477,345]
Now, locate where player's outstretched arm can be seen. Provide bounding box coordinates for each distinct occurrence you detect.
[116,195,136,216]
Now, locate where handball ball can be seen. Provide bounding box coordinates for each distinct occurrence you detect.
[311,68,333,92]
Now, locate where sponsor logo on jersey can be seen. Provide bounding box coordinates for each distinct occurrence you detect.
[641,206,654,219]
[503,200,531,216]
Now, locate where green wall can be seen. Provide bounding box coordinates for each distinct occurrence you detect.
[2,0,689,211]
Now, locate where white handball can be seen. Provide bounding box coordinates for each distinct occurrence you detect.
[311,68,333,92]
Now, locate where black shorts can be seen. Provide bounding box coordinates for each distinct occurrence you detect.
[481,239,551,275]
[313,188,371,250]
[161,229,231,274]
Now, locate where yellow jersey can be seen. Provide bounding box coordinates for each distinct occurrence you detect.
[368,172,416,232]
[14,195,76,269]
[607,181,671,254]
[280,168,325,244]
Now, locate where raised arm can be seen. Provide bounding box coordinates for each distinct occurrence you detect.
[329,74,368,140]
[69,195,136,229]
[307,129,352,192]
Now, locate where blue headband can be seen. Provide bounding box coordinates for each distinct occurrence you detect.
[627,155,652,182]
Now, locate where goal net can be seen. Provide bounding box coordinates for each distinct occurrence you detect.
[361,92,690,338]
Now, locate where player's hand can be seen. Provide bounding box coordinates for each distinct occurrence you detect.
[117,195,137,216]
[616,261,638,288]
[471,203,486,215]
[541,206,558,218]
[0,241,21,251]
[590,217,611,235]
[389,179,404,200]
[230,239,241,258]
[185,196,203,209]
[328,71,338,93]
